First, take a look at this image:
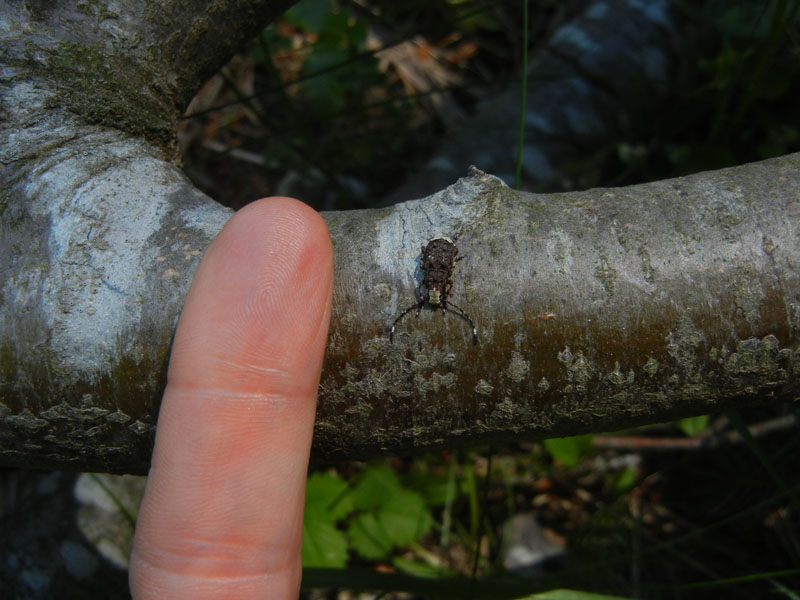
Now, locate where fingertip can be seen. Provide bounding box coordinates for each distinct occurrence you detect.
[168,195,333,390]
[220,196,333,268]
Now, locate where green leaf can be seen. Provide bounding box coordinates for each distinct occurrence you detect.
[612,466,638,494]
[302,518,348,568]
[677,415,709,437]
[351,466,403,510]
[405,470,458,507]
[544,435,593,467]
[302,472,352,567]
[347,512,394,559]
[377,489,433,547]
[392,556,457,578]
[285,0,331,32]
[304,44,351,75]
[305,471,354,522]
[318,9,364,46]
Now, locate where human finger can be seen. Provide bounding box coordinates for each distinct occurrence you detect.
[129,197,333,599]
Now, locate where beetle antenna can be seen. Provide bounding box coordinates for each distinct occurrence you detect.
[444,301,478,344]
[390,301,424,343]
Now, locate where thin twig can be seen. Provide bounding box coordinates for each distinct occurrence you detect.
[592,414,799,451]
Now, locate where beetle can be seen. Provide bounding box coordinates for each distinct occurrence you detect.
[390,238,478,343]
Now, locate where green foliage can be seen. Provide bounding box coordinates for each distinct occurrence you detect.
[281,0,385,113]
[405,462,460,506]
[304,470,355,520]
[301,471,353,567]
[672,0,800,170]
[375,488,433,547]
[347,512,393,559]
[350,465,403,509]
[284,0,330,31]
[544,434,594,467]
[610,465,637,494]
[346,467,433,559]
[391,555,458,578]
[302,517,349,568]
[611,0,800,186]
[677,414,710,437]
[302,465,434,567]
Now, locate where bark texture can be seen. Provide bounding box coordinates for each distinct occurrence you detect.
[2,2,799,474]
[1,0,297,150]
[0,0,296,473]
[320,160,800,460]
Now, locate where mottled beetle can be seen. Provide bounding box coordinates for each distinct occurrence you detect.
[390,238,478,343]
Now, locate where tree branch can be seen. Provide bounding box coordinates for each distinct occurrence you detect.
[2,2,798,474]
[318,160,800,460]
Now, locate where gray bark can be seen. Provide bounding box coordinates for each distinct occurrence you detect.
[322,161,800,460]
[2,2,799,474]
[0,0,297,473]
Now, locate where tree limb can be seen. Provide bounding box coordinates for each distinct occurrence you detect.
[2,2,798,474]
[319,160,800,460]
